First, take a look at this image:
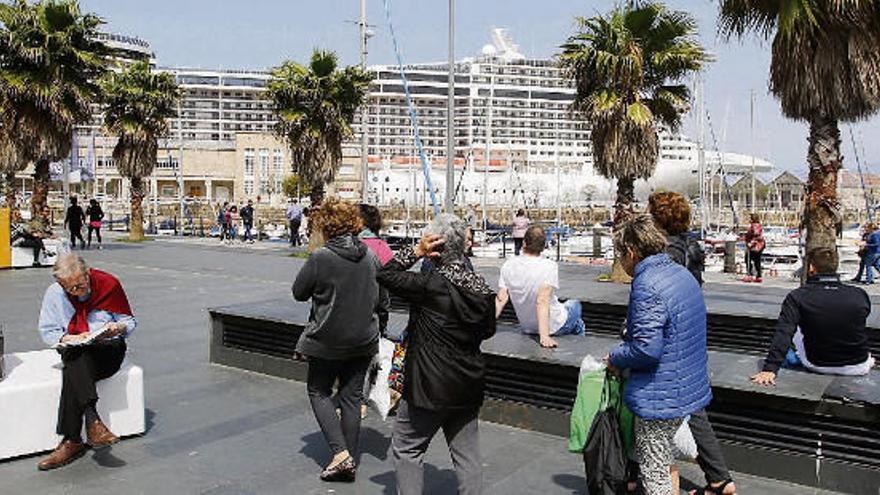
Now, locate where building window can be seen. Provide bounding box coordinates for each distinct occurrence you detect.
[260,179,269,195]
[259,148,270,177]
[244,148,254,176]
[244,179,254,195]
[273,149,284,177]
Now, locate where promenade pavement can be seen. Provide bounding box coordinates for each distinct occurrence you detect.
[0,237,847,494]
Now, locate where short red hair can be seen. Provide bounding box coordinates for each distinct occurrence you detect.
[648,191,691,235]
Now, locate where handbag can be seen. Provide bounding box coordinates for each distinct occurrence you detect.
[387,339,407,394]
[581,372,629,495]
[89,220,102,229]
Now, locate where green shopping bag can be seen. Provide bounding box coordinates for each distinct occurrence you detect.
[569,368,634,455]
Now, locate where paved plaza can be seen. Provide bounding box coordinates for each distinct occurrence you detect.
[0,237,849,494]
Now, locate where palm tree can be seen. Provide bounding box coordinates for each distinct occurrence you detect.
[268,49,371,205]
[0,0,109,215]
[559,2,710,222]
[102,60,180,241]
[719,0,880,266]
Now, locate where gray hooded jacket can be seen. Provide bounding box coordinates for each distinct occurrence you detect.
[292,234,383,359]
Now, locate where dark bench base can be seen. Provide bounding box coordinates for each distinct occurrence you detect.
[208,300,880,493]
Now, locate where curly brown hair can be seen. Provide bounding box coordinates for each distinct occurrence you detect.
[647,191,691,236]
[311,197,363,239]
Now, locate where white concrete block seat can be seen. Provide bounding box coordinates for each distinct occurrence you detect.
[0,349,144,460]
[11,238,61,268]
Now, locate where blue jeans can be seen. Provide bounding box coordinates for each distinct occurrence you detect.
[243,223,253,241]
[554,299,585,336]
[866,253,880,283]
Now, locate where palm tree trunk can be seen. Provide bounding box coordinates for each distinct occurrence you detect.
[802,115,842,280]
[309,183,325,206]
[30,159,50,218]
[4,170,16,210]
[608,175,636,283]
[129,176,146,241]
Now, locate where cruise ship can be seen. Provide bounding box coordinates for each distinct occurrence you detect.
[356,28,773,207]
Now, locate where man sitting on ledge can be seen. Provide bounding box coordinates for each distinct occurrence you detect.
[36,254,137,470]
[495,225,584,348]
[752,247,874,386]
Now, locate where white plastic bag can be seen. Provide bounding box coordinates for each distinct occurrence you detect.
[367,338,396,420]
[673,417,698,460]
[579,355,605,383]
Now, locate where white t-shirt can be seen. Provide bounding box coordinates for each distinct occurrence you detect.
[499,255,568,335]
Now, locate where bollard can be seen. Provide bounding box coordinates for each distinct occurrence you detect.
[502,233,507,258]
[724,241,736,273]
[556,232,561,262]
[593,229,602,258]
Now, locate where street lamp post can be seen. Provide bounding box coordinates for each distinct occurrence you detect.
[445,0,455,214]
[359,0,370,203]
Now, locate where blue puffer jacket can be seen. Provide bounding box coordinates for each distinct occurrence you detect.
[609,253,712,420]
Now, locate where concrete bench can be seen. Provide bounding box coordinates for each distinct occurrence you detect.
[0,349,145,460]
[11,239,61,268]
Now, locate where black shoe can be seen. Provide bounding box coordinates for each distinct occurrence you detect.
[320,456,356,482]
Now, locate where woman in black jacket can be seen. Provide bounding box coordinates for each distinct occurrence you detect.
[378,214,496,495]
[292,198,386,483]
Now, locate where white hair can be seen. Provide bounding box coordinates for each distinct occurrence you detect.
[426,213,468,264]
[53,254,88,280]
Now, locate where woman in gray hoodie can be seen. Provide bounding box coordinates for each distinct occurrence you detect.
[292,198,385,483]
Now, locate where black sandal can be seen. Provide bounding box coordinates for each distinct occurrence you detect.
[691,479,735,495]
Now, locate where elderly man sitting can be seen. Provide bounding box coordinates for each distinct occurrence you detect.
[36,254,137,471]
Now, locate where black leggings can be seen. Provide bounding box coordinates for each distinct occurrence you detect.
[88,225,102,246]
[306,355,372,458]
[513,237,524,256]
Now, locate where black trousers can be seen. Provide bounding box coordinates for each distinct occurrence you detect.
[17,237,44,263]
[690,409,732,484]
[513,237,523,256]
[306,355,371,457]
[69,226,85,249]
[289,219,302,246]
[57,339,126,438]
[748,250,763,278]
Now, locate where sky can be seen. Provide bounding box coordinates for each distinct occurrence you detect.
[80,0,880,176]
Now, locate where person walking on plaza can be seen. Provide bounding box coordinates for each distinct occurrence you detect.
[511,208,530,256]
[744,213,765,283]
[85,199,104,250]
[648,192,736,495]
[851,223,874,283]
[292,198,386,482]
[226,205,239,243]
[495,225,584,348]
[605,214,712,495]
[287,198,303,247]
[752,247,874,385]
[64,196,86,250]
[36,254,137,471]
[358,204,393,265]
[240,199,255,243]
[862,223,880,284]
[377,214,497,495]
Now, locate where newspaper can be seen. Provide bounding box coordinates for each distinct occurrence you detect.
[52,326,110,349]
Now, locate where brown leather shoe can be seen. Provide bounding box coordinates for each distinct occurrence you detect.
[37,440,87,471]
[87,419,120,449]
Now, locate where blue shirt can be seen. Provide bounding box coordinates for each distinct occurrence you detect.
[38,283,137,346]
[286,204,302,221]
[866,231,880,256]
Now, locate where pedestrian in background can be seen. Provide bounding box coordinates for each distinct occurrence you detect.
[86,199,104,250]
[293,198,385,483]
[358,204,393,265]
[226,205,239,243]
[64,196,86,250]
[287,198,303,247]
[217,202,229,242]
[744,213,765,283]
[512,208,530,256]
[240,199,255,243]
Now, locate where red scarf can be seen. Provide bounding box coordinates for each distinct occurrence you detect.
[66,269,133,335]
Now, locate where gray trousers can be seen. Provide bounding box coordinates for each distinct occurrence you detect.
[392,400,482,495]
[690,409,732,484]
